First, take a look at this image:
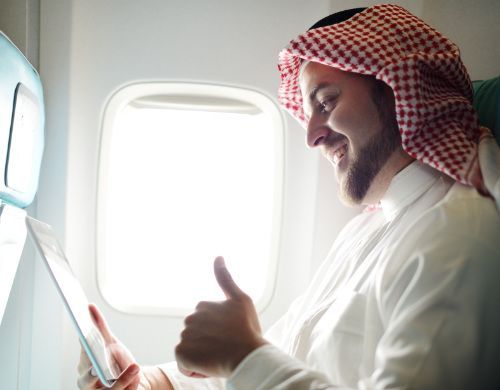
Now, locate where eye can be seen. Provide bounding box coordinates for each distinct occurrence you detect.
[318,97,336,114]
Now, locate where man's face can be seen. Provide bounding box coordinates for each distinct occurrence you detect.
[299,61,401,205]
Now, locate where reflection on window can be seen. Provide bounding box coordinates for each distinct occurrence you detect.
[97,83,283,316]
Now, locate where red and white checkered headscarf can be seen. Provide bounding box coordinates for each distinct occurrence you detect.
[278,4,499,201]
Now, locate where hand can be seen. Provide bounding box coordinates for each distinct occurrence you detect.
[175,256,268,378]
[77,304,165,390]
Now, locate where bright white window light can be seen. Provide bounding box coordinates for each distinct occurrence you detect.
[97,83,284,316]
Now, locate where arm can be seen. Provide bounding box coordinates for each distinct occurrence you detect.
[178,219,500,388]
[228,241,500,389]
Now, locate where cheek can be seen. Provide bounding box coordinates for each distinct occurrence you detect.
[329,101,381,143]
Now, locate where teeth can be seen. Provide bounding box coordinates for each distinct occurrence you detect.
[333,144,346,165]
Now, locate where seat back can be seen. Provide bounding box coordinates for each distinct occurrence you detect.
[473,76,500,145]
[0,31,44,325]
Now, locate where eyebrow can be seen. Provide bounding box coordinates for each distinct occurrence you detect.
[308,83,331,103]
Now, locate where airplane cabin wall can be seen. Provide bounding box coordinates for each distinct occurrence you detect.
[38,1,338,388]
[0,1,498,389]
[420,0,500,80]
[0,1,41,389]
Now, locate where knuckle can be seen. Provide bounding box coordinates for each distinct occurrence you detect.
[174,343,186,360]
[242,292,252,301]
[184,313,195,326]
[239,292,252,304]
[195,300,213,311]
[180,327,189,340]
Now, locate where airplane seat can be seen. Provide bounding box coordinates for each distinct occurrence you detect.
[473,76,500,144]
[0,31,44,326]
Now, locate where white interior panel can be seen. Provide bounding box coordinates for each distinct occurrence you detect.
[0,0,496,388]
[38,1,336,387]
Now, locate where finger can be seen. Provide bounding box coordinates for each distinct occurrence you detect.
[110,364,141,390]
[178,365,208,378]
[77,343,92,375]
[107,343,134,372]
[89,304,115,343]
[76,366,102,389]
[213,256,244,300]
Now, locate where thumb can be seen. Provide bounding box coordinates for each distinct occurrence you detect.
[214,256,244,300]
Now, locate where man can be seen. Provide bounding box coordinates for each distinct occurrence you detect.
[78,5,500,389]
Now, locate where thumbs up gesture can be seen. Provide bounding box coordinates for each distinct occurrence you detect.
[175,257,268,378]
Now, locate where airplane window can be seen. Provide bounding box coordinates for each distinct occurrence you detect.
[97,83,284,316]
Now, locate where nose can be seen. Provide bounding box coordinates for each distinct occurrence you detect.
[306,116,330,149]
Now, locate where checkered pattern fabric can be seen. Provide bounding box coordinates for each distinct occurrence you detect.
[278,4,491,193]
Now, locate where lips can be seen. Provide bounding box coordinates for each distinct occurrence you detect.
[333,144,347,165]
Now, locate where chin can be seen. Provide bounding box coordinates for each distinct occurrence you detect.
[336,178,365,207]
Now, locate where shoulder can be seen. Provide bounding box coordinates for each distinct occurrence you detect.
[413,182,499,246]
[376,183,500,301]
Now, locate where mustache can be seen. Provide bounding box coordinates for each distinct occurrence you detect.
[322,133,348,148]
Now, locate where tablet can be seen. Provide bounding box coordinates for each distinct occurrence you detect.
[26,216,122,388]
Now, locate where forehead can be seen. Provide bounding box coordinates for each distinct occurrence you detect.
[299,62,350,93]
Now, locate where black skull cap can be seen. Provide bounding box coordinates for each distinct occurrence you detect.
[308,8,367,30]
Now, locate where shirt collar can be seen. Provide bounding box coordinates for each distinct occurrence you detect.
[380,161,446,221]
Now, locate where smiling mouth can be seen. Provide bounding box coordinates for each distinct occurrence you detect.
[329,143,348,166]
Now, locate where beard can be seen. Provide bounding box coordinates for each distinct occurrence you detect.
[339,126,400,205]
[338,89,401,205]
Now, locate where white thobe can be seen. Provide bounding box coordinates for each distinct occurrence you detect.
[160,161,500,389]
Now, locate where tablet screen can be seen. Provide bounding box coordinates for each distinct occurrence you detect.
[26,216,121,387]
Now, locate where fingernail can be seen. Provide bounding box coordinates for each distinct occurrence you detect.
[88,306,97,321]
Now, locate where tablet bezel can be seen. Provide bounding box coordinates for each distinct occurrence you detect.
[26,216,121,388]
